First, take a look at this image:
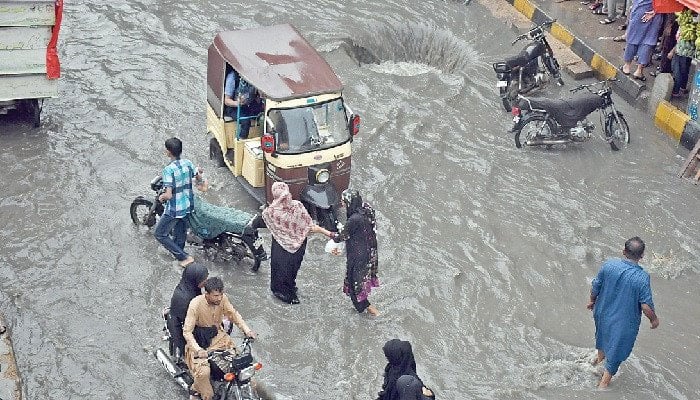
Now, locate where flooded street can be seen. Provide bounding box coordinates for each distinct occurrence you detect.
[1,0,699,399]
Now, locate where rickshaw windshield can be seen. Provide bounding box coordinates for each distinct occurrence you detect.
[268,99,350,154]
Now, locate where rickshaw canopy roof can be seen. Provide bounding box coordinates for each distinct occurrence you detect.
[212,24,344,101]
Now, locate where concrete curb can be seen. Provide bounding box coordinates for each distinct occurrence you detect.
[501,0,700,150]
[654,100,700,150]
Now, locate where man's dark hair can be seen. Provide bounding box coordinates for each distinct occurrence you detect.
[204,276,224,293]
[165,137,183,158]
[624,236,645,260]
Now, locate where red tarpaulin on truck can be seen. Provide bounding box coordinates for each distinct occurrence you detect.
[46,0,63,79]
[655,0,693,12]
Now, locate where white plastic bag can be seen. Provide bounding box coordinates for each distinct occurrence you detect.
[325,239,345,256]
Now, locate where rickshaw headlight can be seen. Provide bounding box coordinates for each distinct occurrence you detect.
[315,169,330,184]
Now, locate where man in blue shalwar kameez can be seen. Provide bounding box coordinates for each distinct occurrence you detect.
[587,237,660,388]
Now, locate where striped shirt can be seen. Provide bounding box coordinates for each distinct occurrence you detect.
[162,159,195,218]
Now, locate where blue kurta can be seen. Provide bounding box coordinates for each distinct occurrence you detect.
[591,258,654,375]
[626,0,663,46]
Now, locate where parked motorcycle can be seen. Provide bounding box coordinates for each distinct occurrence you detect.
[130,176,267,271]
[493,19,564,112]
[510,79,630,151]
[155,308,263,400]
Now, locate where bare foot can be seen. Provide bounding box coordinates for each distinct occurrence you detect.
[598,370,612,389]
[366,305,380,316]
[179,256,195,267]
[591,350,605,366]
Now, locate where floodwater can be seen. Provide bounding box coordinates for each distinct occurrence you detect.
[1,0,699,399]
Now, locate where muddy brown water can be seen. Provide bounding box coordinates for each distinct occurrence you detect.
[1,1,699,399]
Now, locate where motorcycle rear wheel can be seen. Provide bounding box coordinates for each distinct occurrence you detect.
[605,112,630,151]
[514,114,556,148]
[221,234,252,262]
[130,198,157,227]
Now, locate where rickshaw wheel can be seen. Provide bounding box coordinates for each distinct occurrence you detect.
[209,137,226,167]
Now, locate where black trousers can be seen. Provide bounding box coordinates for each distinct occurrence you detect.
[350,293,370,313]
[270,238,306,302]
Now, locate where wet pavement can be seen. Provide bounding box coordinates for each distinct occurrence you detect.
[1,0,700,399]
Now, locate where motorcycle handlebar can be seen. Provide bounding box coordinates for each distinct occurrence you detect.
[570,78,618,93]
[512,19,556,45]
[194,336,256,359]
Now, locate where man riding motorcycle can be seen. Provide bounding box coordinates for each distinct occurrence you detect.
[183,276,257,400]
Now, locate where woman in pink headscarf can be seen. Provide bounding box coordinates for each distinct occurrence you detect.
[262,182,333,304]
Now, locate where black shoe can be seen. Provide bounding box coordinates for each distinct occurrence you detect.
[273,291,292,303]
[290,296,300,305]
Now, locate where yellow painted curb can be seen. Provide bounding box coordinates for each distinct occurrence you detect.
[550,23,574,47]
[513,0,535,19]
[590,54,617,80]
[654,100,689,141]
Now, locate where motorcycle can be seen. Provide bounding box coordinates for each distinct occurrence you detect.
[155,308,263,400]
[493,19,564,112]
[510,79,630,151]
[130,176,267,271]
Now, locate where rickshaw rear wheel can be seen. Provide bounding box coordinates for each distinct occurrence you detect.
[21,99,41,128]
[209,137,226,167]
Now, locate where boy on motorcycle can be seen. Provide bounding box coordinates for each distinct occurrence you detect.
[182,277,256,400]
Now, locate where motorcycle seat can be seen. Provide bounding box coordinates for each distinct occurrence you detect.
[523,92,605,128]
[504,52,530,69]
[187,196,255,239]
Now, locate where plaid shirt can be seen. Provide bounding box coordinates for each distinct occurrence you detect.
[162,159,195,218]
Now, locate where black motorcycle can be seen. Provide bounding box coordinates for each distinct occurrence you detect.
[130,176,267,271]
[155,308,263,400]
[510,79,630,151]
[493,20,564,112]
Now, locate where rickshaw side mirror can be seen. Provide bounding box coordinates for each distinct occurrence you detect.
[261,134,275,153]
[349,114,361,136]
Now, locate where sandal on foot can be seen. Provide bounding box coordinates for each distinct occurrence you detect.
[613,35,626,42]
[632,74,646,81]
[592,8,606,14]
[588,2,602,10]
[619,65,630,75]
[600,18,616,24]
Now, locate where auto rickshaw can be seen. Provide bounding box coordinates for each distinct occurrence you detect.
[206,24,361,231]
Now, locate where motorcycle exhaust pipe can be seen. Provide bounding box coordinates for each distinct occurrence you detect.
[526,138,570,146]
[155,348,190,390]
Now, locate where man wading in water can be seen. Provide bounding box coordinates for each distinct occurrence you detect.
[155,137,206,267]
[587,237,659,388]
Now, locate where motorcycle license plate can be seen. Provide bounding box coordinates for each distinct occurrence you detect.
[496,80,508,88]
[253,238,263,248]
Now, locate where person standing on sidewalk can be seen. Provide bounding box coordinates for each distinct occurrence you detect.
[600,0,623,24]
[620,0,663,81]
[587,237,660,388]
[155,137,204,267]
[669,29,692,98]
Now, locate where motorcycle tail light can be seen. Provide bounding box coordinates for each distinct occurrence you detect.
[224,372,236,382]
[511,106,520,116]
[254,362,263,370]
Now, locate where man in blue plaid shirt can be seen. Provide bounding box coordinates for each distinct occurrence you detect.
[154,137,205,267]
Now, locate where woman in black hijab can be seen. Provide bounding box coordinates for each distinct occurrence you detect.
[168,263,208,358]
[332,189,380,315]
[377,339,434,400]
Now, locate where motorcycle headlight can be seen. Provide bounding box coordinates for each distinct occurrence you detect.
[238,366,255,382]
[315,169,330,184]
